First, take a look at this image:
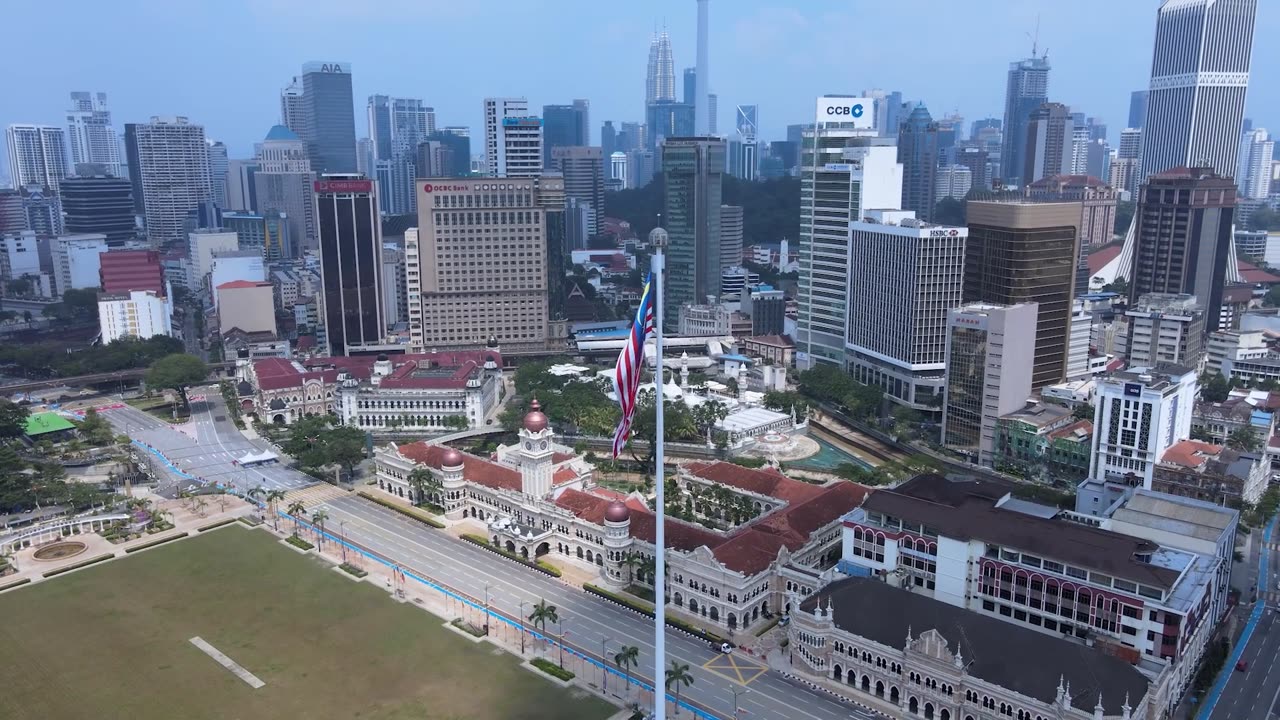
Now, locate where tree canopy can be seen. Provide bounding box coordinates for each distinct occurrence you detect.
[283,414,366,476]
[797,364,883,420]
[0,400,29,439]
[0,335,184,379]
[145,354,210,407]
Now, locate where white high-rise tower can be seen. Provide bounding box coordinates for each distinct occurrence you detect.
[1237,127,1273,199]
[646,30,676,106]
[1139,0,1257,181]
[6,125,70,193]
[66,92,123,177]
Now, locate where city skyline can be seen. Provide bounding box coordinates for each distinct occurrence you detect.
[3,0,1278,174]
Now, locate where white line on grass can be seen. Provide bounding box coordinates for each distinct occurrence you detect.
[189,636,265,689]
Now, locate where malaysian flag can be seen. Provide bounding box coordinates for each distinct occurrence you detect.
[611,272,656,458]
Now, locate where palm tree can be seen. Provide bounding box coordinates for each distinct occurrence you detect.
[665,661,694,716]
[311,509,329,549]
[527,599,558,652]
[287,500,307,537]
[615,645,640,696]
[247,485,266,518]
[407,467,441,507]
[193,496,208,518]
[622,552,642,585]
[638,556,657,587]
[266,490,286,531]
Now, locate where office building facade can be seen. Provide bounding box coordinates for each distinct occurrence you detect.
[6,125,69,194]
[645,101,695,152]
[1140,0,1257,181]
[965,201,1081,388]
[551,146,604,237]
[98,290,172,344]
[300,61,357,174]
[1023,102,1074,184]
[847,211,968,413]
[315,176,384,355]
[720,204,743,272]
[646,31,676,105]
[123,117,212,247]
[1000,55,1051,186]
[542,101,590,166]
[1128,168,1236,333]
[662,138,725,326]
[1237,127,1273,200]
[1025,174,1118,246]
[66,92,122,178]
[253,125,316,253]
[51,233,108,296]
[59,176,136,246]
[408,176,562,350]
[942,302,1038,465]
[897,104,940,221]
[484,98,543,178]
[1089,365,1198,487]
[1122,293,1205,368]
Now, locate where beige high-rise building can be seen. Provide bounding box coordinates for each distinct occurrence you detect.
[408,177,563,351]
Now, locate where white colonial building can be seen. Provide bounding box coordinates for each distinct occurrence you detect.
[372,401,869,633]
[237,347,503,430]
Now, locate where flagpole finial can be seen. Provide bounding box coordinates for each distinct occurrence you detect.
[649,226,668,249]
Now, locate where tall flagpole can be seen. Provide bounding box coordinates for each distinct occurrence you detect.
[651,229,667,720]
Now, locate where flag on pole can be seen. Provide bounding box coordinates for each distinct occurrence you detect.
[611,272,656,458]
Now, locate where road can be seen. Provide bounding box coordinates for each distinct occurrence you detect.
[1210,517,1280,720]
[100,389,312,497]
[316,495,874,720]
[98,388,876,720]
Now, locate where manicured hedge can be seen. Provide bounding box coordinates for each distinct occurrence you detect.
[531,657,575,681]
[0,577,31,592]
[124,532,190,553]
[582,583,727,645]
[42,554,115,578]
[460,534,562,577]
[358,491,446,528]
[197,518,239,532]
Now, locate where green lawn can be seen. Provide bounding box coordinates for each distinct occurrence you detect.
[0,527,615,720]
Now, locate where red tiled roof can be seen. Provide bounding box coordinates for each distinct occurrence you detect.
[1239,261,1280,285]
[252,350,501,392]
[1046,419,1092,442]
[1160,439,1222,469]
[555,488,612,524]
[397,442,520,492]
[552,452,575,464]
[1223,284,1256,302]
[684,461,826,505]
[553,465,578,485]
[1086,242,1123,275]
[627,509,726,553]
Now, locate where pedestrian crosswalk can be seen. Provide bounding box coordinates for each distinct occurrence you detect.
[283,484,350,509]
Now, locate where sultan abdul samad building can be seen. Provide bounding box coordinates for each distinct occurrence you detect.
[373,400,868,633]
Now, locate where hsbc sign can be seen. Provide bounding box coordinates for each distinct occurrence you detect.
[816,97,873,129]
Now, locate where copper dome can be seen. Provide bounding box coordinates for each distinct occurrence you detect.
[441,447,464,468]
[524,398,549,432]
[605,500,631,523]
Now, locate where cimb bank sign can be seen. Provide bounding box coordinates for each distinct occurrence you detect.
[816,97,873,129]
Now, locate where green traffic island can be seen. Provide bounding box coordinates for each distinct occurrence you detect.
[284,535,315,551]
[582,584,728,646]
[460,534,562,577]
[42,554,115,578]
[357,491,446,529]
[198,518,241,532]
[124,532,190,554]
[529,657,575,684]
[0,577,31,592]
[338,562,368,578]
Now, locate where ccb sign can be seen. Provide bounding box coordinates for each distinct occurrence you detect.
[816,97,874,129]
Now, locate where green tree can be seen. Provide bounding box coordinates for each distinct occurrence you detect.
[665,660,695,715]
[933,197,966,225]
[1115,200,1136,236]
[311,509,329,548]
[762,390,807,416]
[286,500,307,537]
[408,467,441,506]
[1226,426,1261,452]
[615,645,640,694]
[1265,285,1280,308]
[1190,426,1215,442]
[0,400,30,439]
[145,354,210,409]
[527,599,558,636]
[1071,403,1095,421]
[1249,206,1280,231]
[1199,372,1232,403]
[77,407,115,446]
[265,489,286,531]
[443,415,469,431]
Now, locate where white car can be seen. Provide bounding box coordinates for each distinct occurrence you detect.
[720,642,733,653]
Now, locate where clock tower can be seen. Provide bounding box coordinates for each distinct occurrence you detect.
[519,399,555,498]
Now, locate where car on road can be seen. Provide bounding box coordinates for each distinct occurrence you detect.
[1236,659,1248,672]
[719,642,733,653]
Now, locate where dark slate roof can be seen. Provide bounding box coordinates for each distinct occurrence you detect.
[236,381,253,397]
[264,124,299,141]
[803,578,1151,715]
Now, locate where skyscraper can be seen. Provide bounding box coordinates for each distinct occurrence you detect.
[942,302,1038,466]
[1000,55,1051,186]
[646,31,676,105]
[60,176,137,247]
[1237,128,1274,199]
[6,125,70,193]
[1119,128,1143,160]
[552,146,604,238]
[484,98,543,178]
[898,104,940,221]
[965,201,1081,388]
[863,89,904,138]
[695,0,711,135]
[66,92,122,177]
[299,61,357,174]
[645,101,695,152]
[542,100,590,166]
[280,77,305,134]
[254,125,316,254]
[408,177,562,350]
[1128,167,1236,332]
[683,68,697,106]
[1023,102,1074,184]
[720,204,743,271]
[601,121,617,161]
[1128,90,1148,130]
[796,96,884,368]
[847,209,968,414]
[368,96,434,214]
[314,175,384,355]
[1140,0,1257,181]
[733,105,759,182]
[662,137,725,326]
[123,117,212,247]
[207,141,229,209]
[417,130,471,179]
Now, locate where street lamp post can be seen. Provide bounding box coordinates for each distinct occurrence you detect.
[601,638,610,693]
[731,686,749,718]
[519,600,526,654]
[559,620,568,668]
[339,520,348,564]
[484,584,491,636]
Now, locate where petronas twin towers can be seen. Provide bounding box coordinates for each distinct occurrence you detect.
[645,30,676,105]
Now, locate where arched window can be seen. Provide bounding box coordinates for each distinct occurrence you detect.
[925,703,935,720]
[909,697,919,714]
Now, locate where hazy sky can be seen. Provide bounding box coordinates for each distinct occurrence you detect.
[2,0,1277,163]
